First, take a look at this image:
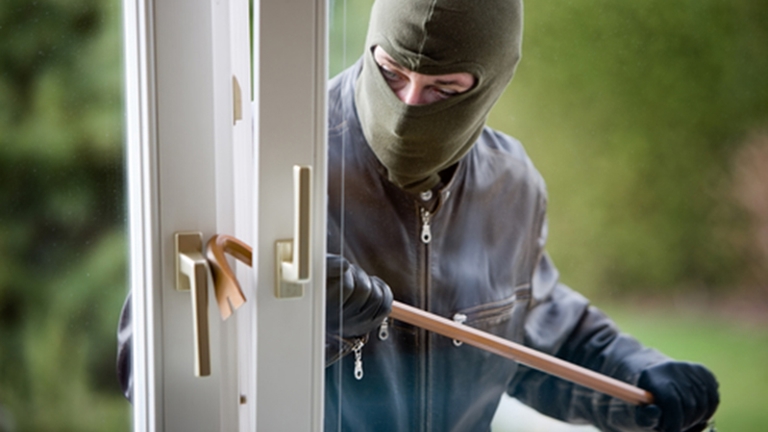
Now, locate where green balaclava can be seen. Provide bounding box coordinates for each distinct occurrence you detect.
[355,0,523,192]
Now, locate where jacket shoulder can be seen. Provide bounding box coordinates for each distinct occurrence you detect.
[472,127,547,197]
[327,60,362,133]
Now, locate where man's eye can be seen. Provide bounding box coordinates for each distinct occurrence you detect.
[436,87,459,98]
[379,67,400,82]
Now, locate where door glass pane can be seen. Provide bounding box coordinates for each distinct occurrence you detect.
[328,1,767,431]
[0,1,130,431]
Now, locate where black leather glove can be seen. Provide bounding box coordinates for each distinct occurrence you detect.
[635,361,719,432]
[326,254,393,338]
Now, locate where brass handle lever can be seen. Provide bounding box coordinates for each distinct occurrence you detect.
[275,165,313,298]
[175,232,212,377]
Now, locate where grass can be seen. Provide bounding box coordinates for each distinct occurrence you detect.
[493,299,768,431]
[599,300,768,431]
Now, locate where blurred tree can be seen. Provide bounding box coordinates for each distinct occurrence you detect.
[330,0,768,298]
[1,0,766,429]
[0,0,129,430]
[487,0,768,297]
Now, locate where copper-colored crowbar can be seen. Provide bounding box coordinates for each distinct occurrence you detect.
[206,234,653,406]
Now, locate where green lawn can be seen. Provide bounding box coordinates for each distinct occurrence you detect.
[599,301,768,432]
[494,301,768,431]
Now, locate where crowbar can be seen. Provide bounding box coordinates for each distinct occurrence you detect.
[205,234,654,406]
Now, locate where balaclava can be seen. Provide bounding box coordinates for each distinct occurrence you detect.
[355,0,524,192]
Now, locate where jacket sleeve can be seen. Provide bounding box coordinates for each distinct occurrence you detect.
[507,252,669,432]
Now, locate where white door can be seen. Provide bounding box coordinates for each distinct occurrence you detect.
[123,0,327,430]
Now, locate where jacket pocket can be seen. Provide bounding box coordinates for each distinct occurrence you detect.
[451,284,531,347]
[456,284,530,327]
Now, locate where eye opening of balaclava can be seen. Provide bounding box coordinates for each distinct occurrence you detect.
[368,46,482,116]
[355,0,523,193]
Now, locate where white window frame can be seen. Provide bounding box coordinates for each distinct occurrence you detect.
[123,0,327,430]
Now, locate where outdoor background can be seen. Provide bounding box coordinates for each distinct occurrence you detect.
[1,0,766,431]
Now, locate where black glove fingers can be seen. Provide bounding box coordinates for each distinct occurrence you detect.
[691,366,719,424]
[326,253,350,278]
[679,364,717,426]
[367,276,394,319]
[639,361,719,432]
[634,404,661,429]
[678,379,706,428]
[662,381,686,432]
[343,265,375,313]
[348,272,388,322]
[376,276,394,312]
[340,267,360,304]
[324,255,394,337]
[325,254,349,304]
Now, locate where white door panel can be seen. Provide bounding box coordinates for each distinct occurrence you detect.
[124,0,326,430]
[253,0,327,429]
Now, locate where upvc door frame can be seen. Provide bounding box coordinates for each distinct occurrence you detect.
[123,0,327,430]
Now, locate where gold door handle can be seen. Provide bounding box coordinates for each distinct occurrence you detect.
[175,232,211,377]
[275,165,312,298]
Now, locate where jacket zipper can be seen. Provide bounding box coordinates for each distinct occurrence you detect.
[452,313,468,347]
[378,317,389,341]
[418,190,449,432]
[420,207,432,244]
[352,338,365,380]
[420,205,433,432]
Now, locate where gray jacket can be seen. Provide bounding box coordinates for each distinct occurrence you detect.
[323,60,668,432]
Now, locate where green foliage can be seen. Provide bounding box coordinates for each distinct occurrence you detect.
[329,0,375,77]
[0,0,129,430]
[330,1,768,297]
[486,1,768,296]
[1,0,765,429]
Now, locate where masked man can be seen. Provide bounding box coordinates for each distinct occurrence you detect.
[118,0,719,429]
[322,0,719,431]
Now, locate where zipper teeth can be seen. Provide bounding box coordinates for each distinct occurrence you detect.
[416,202,430,432]
[416,196,443,432]
[424,231,431,432]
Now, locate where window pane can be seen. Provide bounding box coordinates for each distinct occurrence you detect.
[326,1,768,431]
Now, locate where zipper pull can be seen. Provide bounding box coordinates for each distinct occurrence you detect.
[352,339,364,380]
[452,313,467,347]
[378,317,390,341]
[420,208,432,244]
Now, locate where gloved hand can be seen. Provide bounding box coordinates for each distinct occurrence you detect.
[326,254,393,338]
[635,361,719,432]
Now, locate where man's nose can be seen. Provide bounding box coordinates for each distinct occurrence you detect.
[398,84,429,105]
